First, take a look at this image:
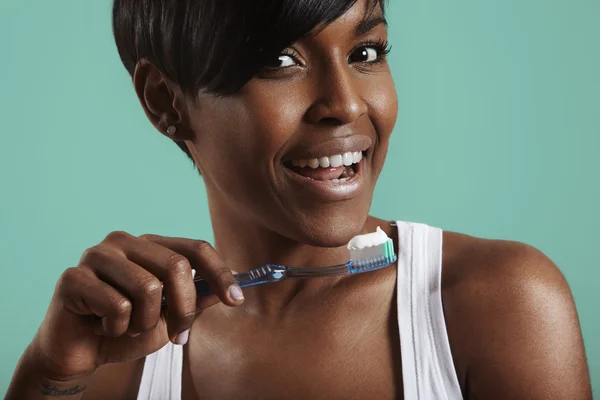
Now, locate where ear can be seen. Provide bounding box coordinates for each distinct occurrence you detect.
[132,59,191,141]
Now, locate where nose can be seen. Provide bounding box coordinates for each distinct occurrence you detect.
[305,66,368,126]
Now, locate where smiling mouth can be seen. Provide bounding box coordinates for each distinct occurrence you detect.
[283,151,363,183]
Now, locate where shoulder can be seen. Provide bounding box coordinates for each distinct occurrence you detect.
[440,231,591,399]
[441,230,569,300]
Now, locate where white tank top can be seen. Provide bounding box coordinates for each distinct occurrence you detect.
[137,221,463,399]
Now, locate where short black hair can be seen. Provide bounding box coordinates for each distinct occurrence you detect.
[112,0,386,161]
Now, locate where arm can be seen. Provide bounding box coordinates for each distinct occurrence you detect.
[6,232,242,399]
[445,239,591,399]
[6,344,90,400]
[7,343,143,400]
[81,359,144,400]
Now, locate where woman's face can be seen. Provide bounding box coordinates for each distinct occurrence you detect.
[185,0,397,246]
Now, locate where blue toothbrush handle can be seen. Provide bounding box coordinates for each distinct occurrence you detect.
[192,277,269,297]
[195,269,286,296]
[161,268,286,305]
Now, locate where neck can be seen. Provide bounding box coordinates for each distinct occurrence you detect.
[205,198,395,315]
[209,213,348,315]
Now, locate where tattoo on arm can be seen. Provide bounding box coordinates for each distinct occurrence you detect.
[41,383,86,397]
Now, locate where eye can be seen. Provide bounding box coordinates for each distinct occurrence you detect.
[262,50,301,70]
[276,55,297,68]
[351,47,378,63]
[349,41,391,64]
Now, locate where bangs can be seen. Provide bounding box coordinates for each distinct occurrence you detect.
[113,0,386,97]
[199,0,384,95]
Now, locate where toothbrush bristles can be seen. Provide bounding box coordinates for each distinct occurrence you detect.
[349,239,396,274]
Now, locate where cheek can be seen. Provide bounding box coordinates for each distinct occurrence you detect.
[370,76,398,140]
[367,75,398,169]
[239,83,308,158]
[191,87,304,191]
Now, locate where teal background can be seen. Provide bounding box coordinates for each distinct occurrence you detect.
[0,0,598,395]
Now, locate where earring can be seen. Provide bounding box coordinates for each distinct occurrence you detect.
[166,125,177,136]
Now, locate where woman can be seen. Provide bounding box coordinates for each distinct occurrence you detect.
[7,0,591,398]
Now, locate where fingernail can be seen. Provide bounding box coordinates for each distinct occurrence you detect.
[173,329,189,346]
[229,285,245,302]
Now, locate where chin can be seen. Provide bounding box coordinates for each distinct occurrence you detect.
[289,206,370,248]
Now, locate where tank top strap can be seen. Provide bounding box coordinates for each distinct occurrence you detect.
[137,342,182,400]
[395,221,463,399]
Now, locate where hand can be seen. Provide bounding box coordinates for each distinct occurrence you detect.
[30,231,244,381]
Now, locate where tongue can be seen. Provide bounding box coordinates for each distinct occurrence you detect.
[292,165,346,181]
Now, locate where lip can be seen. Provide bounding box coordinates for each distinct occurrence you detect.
[283,136,372,162]
[283,157,366,202]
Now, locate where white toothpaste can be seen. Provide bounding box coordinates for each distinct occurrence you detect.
[346,226,393,267]
[347,226,389,250]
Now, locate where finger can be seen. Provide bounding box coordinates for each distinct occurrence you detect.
[141,235,244,307]
[59,267,132,337]
[190,270,221,310]
[110,232,197,341]
[79,245,162,336]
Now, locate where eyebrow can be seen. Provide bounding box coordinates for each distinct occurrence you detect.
[355,16,387,37]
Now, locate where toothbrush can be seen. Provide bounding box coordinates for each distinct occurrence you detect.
[162,227,396,304]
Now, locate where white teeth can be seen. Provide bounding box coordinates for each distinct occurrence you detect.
[330,178,349,184]
[342,152,353,166]
[290,151,364,169]
[329,154,343,168]
[307,158,320,169]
